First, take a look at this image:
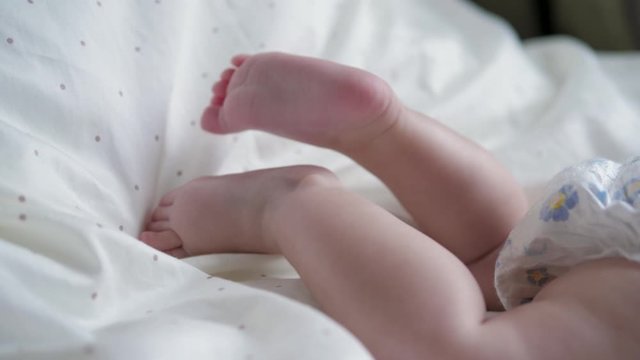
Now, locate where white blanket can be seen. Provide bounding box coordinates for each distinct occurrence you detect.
[1,0,639,359]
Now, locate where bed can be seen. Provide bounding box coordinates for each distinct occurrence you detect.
[2,0,639,359]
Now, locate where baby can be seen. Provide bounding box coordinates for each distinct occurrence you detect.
[139,53,640,359]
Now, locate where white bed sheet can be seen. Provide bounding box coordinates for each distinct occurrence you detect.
[1,0,639,359]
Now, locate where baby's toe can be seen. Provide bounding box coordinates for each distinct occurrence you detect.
[220,68,235,81]
[201,106,226,133]
[139,230,182,251]
[232,54,250,67]
[213,79,229,97]
[147,220,170,232]
[151,205,171,221]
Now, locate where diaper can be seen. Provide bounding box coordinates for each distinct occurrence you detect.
[495,157,640,309]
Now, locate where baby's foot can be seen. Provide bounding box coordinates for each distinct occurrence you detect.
[139,166,336,258]
[201,52,402,151]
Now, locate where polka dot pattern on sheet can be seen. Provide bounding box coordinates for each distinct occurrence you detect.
[0,2,368,358]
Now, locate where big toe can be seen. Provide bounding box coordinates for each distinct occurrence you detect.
[139,229,182,251]
[201,106,227,133]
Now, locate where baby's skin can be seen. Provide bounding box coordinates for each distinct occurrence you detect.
[140,53,640,359]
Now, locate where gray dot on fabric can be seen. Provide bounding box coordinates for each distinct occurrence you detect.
[91,292,98,300]
[119,225,124,231]
[212,27,219,34]
[95,135,101,142]
[176,170,183,177]
[134,46,141,53]
[6,37,14,45]
[80,40,86,47]
[190,120,196,127]
[134,184,140,191]
[19,214,27,221]
[96,1,102,7]
[59,83,66,90]
[154,134,160,141]
[34,149,39,156]
[153,254,158,261]
[118,90,123,97]
[18,195,26,203]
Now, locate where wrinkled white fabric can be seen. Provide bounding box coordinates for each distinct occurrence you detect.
[495,157,640,309]
[1,0,640,359]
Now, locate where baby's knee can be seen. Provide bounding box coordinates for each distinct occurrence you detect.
[285,165,342,190]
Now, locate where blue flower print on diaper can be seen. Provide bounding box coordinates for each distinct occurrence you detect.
[539,184,579,222]
[613,178,640,206]
[526,267,556,287]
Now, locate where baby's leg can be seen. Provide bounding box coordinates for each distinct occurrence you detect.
[479,258,640,359]
[140,168,640,359]
[202,53,528,309]
[140,166,487,358]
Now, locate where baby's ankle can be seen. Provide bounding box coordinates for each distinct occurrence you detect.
[337,100,406,157]
[261,166,342,251]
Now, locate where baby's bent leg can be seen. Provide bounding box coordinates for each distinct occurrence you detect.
[263,170,489,359]
[141,167,640,359]
[266,176,640,359]
[203,53,528,309]
[345,108,528,309]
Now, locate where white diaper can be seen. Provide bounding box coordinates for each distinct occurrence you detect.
[495,157,640,309]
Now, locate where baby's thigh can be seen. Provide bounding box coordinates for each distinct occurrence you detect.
[479,258,640,360]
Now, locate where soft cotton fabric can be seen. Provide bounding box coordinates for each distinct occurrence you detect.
[1,0,640,359]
